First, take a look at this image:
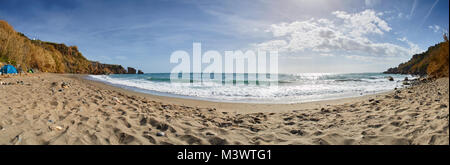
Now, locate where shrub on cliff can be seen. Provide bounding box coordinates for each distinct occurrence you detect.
[427,34,449,78]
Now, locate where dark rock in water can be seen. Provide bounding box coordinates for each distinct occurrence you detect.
[138,70,144,74]
[387,76,394,81]
[127,67,137,74]
[404,77,409,81]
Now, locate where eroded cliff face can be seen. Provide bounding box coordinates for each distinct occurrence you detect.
[0,20,127,74]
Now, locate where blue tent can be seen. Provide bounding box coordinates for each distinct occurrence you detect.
[0,65,18,74]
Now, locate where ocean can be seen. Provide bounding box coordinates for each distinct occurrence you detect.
[87,73,415,103]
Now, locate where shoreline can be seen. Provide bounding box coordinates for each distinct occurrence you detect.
[83,73,408,104]
[1,73,448,145]
[76,74,396,114]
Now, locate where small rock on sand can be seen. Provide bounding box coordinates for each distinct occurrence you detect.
[48,125,63,131]
[113,97,121,103]
[156,132,165,137]
[61,82,70,88]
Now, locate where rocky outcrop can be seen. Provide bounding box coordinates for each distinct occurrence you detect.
[0,20,128,75]
[138,70,144,74]
[127,67,137,74]
[384,35,449,78]
[90,62,127,74]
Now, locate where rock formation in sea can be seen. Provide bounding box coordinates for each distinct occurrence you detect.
[127,67,137,74]
[138,70,144,74]
[90,62,127,74]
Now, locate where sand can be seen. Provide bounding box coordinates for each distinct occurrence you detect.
[0,73,448,145]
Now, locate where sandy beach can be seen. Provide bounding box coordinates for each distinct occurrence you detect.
[0,73,448,145]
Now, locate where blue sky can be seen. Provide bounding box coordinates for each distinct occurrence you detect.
[0,0,448,73]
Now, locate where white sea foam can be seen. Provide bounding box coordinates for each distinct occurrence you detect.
[88,73,415,103]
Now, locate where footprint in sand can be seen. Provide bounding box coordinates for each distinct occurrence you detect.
[113,128,136,144]
[208,136,228,145]
[142,132,157,144]
[180,134,203,145]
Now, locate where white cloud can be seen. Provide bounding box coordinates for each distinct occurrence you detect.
[254,40,288,51]
[279,56,313,60]
[345,55,377,62]
[255,9,421,58]
[319,53,335,57]
[332,10,391,37]
[344,55,403,63]
[397,37,422,55]
[428,25,441,33]
[365,0,380,8]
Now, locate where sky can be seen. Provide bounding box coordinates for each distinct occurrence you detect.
[0,0,448,73]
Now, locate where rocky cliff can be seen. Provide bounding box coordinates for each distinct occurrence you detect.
[0,20,127,74]
[384,34,449,78]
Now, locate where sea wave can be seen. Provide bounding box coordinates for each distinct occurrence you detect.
[87,73,416,103]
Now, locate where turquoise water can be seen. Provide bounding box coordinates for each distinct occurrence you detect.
[88,73,415,103]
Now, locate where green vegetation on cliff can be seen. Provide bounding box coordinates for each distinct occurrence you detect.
[384,34,449,78]
[0,20,127,74]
